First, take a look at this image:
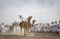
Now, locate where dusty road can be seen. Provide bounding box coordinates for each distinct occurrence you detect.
[0,32,60,39]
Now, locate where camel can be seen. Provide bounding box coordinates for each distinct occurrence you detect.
[19,16,36,35]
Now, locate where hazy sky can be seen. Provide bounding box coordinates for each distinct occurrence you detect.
[0,0,60,25]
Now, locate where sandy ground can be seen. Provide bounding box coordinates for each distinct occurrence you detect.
[0,32,60,39]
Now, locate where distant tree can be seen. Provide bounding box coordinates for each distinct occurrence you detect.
[11,21,19,31]
[4,24,11,32]
[4,25,9,28]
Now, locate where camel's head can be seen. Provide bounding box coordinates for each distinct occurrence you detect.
[32,20,36,24]
[27,16,32,20]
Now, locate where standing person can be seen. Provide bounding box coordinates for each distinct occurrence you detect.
[2,23,4,28]
[0,24,2,33]
[1,23,5,33]
[19,15,25,22]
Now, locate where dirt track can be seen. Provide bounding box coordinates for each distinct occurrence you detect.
[0,32,60,39]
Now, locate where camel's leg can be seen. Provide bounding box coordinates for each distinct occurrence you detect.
[20,27,22,35]
[27,27,29,33]
[24,28,26,36]
[25,28,29,35]
[21,28,22,35]
[24,28,29,36]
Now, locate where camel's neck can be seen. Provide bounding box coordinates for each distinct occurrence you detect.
[32,21,35,26]
[32,22,35,25]
[28,19,31,23]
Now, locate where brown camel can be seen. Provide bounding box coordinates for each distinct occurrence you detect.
[19,16,36,35]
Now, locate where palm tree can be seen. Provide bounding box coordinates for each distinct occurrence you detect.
[4,24,10,32]
[4,25,9,28]
[10,21,19,32]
